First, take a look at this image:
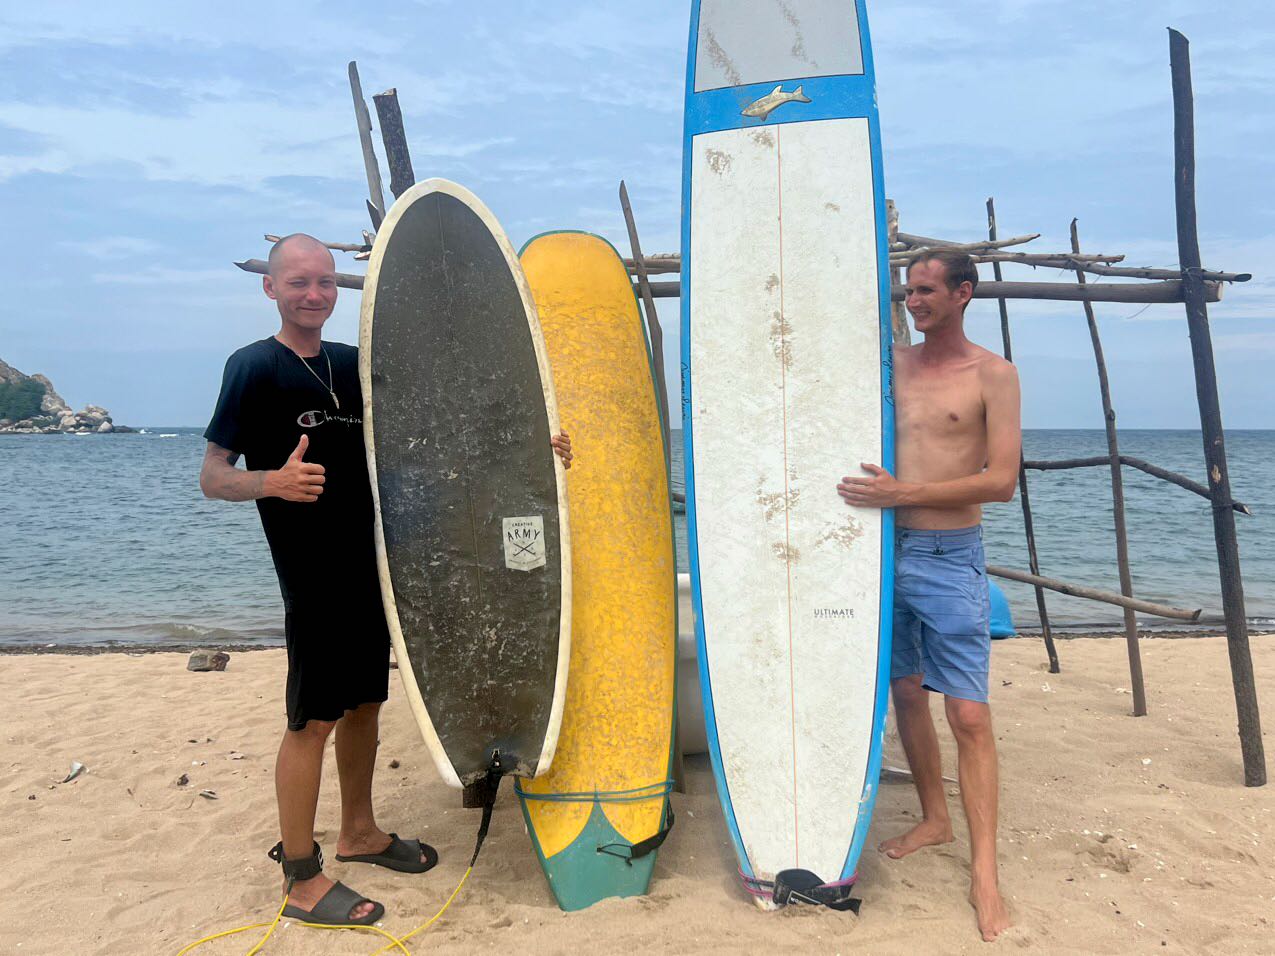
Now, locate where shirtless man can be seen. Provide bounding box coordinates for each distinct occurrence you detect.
[837,249,1020,942]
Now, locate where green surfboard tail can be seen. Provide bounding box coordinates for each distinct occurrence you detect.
[519,799,664,912]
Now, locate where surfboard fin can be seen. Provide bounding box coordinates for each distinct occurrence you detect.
[463,756,506,867]
[771,869,861,913]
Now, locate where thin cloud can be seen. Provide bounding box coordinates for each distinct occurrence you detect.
[92,266,230,285]
[62,236,161,260]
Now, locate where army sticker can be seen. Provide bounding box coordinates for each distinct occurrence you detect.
[503,516,546,572]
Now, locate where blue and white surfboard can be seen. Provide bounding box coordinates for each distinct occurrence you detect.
[680,0,894,906]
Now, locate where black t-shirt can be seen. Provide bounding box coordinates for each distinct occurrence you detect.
[204,337,377,600]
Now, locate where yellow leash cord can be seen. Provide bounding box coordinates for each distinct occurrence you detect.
[173,881,421,956]
[178,769,499,955]
[368,865,472,956]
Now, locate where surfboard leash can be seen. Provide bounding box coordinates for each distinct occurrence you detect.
[739,868,862,914]
[369,758,505,955]
[514,778,676,864]
[174,759,506,956]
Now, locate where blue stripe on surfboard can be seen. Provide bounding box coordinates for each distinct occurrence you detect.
[838,0,894,883]
[685,75,878,139]
[683,0,895,888]
[682,0,754,882]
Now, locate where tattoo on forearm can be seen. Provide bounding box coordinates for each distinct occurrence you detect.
[202,446,270,502]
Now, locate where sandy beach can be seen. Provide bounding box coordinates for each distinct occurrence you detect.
[3,634,1273,955]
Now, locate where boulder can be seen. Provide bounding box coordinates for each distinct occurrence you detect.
[187,650,230,672]
[79,405,110,425]
[33,375,70,416]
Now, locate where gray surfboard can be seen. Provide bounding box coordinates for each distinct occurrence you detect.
[360,178,571,789]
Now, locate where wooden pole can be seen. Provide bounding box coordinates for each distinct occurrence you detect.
[347,62,387,229]
[264,234,368,254]
[617,180,682,794]
[1062,262,1248,283]
[887,200,910,346]
[986,566,1200,622]
[622,257,681,276]
[640,278,1222,304]
[1024,455,1251,514]
[988,198,1058,673]
[235,259,365,290]
[1070,219,1147,716]
[619,256,1248,284]
[895,231,1039,253]
[1170,28,1265,786]
[619,181,672,447]
[372,88,415,200]
[234,257,1230,317]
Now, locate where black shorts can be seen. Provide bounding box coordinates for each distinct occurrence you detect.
[282,578,391,731]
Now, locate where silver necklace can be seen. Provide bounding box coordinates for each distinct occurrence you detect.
[297,347,339,410]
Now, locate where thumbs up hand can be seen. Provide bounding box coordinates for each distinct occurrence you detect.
[265,434,326,502]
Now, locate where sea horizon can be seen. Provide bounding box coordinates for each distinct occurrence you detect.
[1,426,1271,650]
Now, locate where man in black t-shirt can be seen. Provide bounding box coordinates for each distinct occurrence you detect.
[201,234,571,926]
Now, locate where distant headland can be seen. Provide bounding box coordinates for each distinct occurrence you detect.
[0,358,134,434]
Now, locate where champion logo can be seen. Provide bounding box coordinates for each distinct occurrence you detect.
[297,410,361,428]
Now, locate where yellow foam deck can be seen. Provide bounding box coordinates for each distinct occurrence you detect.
[518,231,676,910]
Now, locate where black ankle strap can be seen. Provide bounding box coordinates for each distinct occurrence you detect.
[268,840,324,883]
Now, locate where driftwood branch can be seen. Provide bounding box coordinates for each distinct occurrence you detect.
[640,278,1223,304]
[888,199,910,346]
[235,258,1226,310]
[1171,28,1264,785]
[348,62,386,229]
[969,252,1124,268]
[1077,262,1249,283]
[890,233,1040,260]
[622,256,681,276]
[372,88,415,200]
[1071,218,1147,716]
[986,565,1201,622]
[619,181,671,446]
[1024,455,1251,514]
[264,234,370,254]
[236,259,365,290]
[896,230,1036,250]
[988,196,1058,673]
[636,253,1248,284]
[989,255,1248,283]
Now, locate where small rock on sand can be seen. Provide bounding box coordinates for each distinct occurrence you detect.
[187,650,230,672]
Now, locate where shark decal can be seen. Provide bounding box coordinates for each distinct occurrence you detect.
[741,84,812,120]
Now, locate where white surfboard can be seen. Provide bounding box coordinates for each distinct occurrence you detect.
[681,0,895,904]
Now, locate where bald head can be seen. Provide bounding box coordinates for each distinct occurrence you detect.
[263,233,339,335]
[267,233,334,277]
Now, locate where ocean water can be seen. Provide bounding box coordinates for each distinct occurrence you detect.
[0,429,1271,648]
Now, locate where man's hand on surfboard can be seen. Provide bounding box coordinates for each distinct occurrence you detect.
[551,431,573,469]
[837,463,902,508]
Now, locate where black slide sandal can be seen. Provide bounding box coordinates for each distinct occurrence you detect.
[336,833,439,874]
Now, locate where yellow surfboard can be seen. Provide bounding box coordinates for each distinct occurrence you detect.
[517,231,677,911]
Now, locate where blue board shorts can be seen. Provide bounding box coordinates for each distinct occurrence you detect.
[891,526,991,704]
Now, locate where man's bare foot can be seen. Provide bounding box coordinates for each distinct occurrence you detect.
[969,877,1011,942]
[338,826,430,867]
[878,819,954,859]
[284,873,377,922]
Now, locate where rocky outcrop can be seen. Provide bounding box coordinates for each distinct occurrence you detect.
[0,359,133,434]
[32,374,71,417]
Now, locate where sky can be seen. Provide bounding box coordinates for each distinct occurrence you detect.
[0,0,1271,429]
